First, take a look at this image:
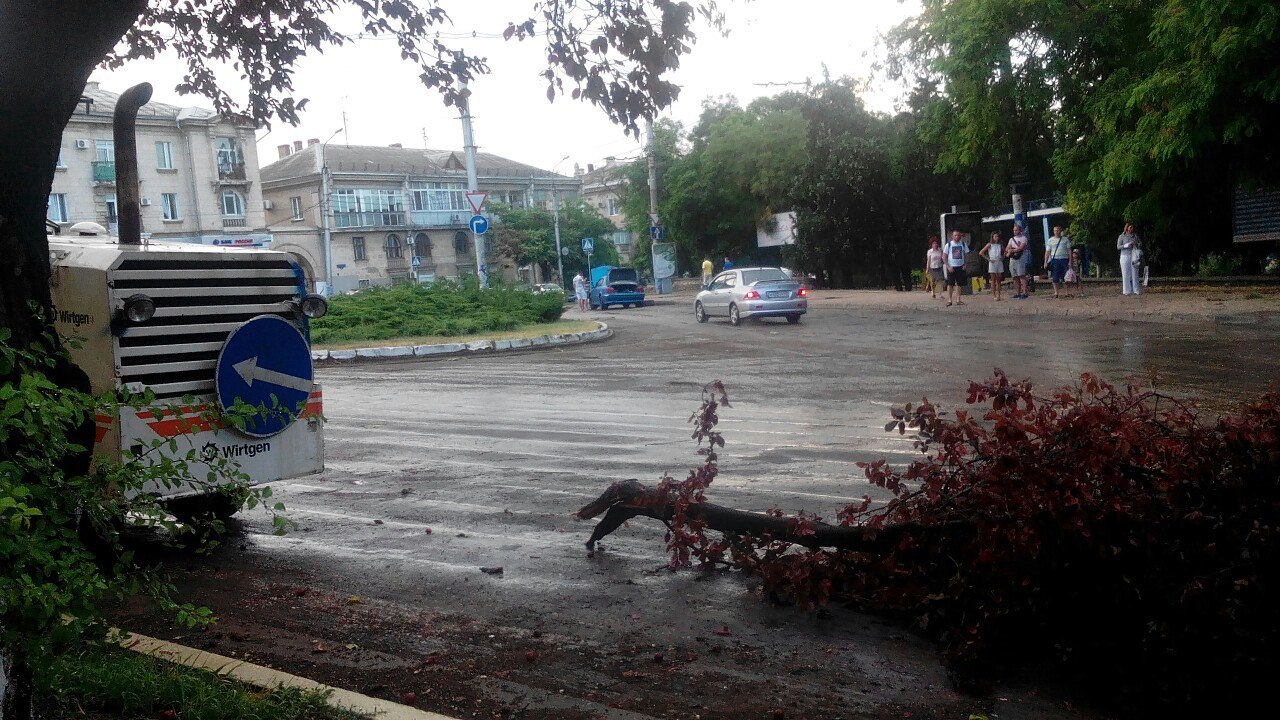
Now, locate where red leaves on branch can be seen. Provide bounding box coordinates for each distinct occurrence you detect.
[660,371,1279,715]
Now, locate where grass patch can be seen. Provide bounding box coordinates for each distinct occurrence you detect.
[34,645,363,720]
[310,279,565,346]
[315,318,600,350]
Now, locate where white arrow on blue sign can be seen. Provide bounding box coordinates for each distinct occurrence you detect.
[469,214,489,234]
[215,315,314,438]
[581,237,594,253]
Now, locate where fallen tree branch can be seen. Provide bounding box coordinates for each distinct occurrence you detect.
[574,479,969,553]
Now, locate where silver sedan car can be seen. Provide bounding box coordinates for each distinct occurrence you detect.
[694,267,808,325]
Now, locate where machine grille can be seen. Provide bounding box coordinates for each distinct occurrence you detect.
[112,255,303,399]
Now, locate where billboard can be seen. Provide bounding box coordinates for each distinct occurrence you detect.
[757,211,797,248]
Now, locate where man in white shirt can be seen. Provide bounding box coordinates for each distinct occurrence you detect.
[942,230,970,307]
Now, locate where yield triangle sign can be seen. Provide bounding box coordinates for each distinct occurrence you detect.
[466,191,488,214]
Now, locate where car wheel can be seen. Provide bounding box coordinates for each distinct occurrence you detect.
[786,314,801,324]
[695,301,708,323]
[728,303,741,326]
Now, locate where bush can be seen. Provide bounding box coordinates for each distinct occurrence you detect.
[1195,253,1242,277]
[310,280,564,345]
[661,372,1278,716]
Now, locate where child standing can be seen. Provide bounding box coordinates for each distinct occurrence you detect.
[1068,247,1085,297]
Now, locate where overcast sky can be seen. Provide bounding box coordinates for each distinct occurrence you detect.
[92,0,921,175]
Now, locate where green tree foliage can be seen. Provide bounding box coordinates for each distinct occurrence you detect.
[890,0,1280,270]
[619,97,808,274]
[489,201,618,285]
[792,82,980,288]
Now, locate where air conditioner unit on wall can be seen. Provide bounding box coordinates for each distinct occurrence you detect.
[263,199,274,210]
[138,197,151,206]
[74,139,90,149]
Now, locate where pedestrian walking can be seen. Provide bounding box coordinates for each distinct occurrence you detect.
[1117,222,1142,296]
[942,230,969,307]
[925,236,945,299]
[572,271,589,311]
[701,257,714,289]
[1005,224,1030,299]
[979,231,1005,301]
[1044,226,1072,299]
[1068,247,1085,297]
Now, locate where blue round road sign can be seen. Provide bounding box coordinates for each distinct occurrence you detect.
[469,214,489,234]
[215,315,314,438]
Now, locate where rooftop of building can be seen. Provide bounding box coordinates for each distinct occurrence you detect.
[261,143,576,184]
[69,81,221,123]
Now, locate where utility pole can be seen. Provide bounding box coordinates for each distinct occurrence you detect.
[320,128,341,296]
[646,120,659,227]
[646,119,662,293]
[459,80,486,288]
[551,155,570,288]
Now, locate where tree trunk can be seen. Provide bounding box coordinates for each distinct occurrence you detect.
[574,480,969,553]
[0,3,148,716]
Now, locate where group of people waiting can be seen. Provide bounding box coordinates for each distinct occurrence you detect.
[926,222,1143,306]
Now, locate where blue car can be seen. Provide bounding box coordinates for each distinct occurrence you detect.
[588,266,646,309]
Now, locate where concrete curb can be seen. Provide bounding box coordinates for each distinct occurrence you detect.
[114,629,457,720]
[312,322,611,365]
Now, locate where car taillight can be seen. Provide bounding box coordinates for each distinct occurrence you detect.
[743,290,760,299]
[606,287,616,293]
[798,287,809,297]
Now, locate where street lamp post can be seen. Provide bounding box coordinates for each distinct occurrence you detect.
[550,154,570,289]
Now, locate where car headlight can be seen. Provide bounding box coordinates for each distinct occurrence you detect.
[298,293,328,319]
[122,293,156,323]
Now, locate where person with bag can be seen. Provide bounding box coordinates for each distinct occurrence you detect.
[1117,222,1141,296]
[1044,226,1072,299]
[1005,224,1030,299]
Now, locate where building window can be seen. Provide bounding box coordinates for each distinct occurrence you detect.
[453,230,469,255]
[352,236,367,261]
[290,196,303,220]
[220,189,245,216]
[358,279,372,289]
[409,182,467,212]
[94,140,114,162]
[215,137,241,171]
[332,188,406,227]
[384,233,403,259]
[47,193,68,223]
[161,193,180,220]
[414,232,431,262]
[55,149,65,168]
[155,141,174,170]
[607,197,620,216]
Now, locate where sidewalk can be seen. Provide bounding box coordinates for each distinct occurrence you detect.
[655,284,1279,326]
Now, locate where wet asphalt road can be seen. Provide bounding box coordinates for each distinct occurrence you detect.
[217,298,1275,717]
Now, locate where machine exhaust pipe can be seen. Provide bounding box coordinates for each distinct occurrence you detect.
[113,82,153,246]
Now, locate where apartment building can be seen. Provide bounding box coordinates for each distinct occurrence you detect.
[49,82,269,245]
[261,142,579,292]
[577,157,637,263]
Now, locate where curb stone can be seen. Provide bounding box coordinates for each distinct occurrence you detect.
[315,322,610,365]
[114,629,457,720]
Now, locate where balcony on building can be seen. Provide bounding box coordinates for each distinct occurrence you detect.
[222,217,248,228]
[217,162,248,183]
[410,209,470,228]
[91,160,115,184]
[333,211,407,229]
